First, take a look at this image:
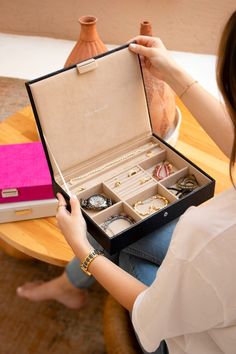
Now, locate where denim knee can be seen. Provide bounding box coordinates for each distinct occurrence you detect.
[123,218,178,266]
[65,257,95,288]
[119,251,158,287]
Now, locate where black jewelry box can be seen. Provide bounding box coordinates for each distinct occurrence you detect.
[26,44,215,254]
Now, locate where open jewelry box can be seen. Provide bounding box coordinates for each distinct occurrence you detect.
[26,44,215,254]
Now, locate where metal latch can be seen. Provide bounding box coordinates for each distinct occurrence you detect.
[76,58,98,74]
[1,188,19,198]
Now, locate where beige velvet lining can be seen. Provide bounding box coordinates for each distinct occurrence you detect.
[30,48,151,174]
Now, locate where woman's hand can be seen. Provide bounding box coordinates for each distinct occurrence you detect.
[56,196,146,312]
[56,193,93,259]
[129,35,180,84]
[129,37,233,159]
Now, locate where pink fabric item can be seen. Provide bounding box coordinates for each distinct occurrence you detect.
[0,142,54,203]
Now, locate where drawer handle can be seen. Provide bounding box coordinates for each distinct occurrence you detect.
[15,208,32,216]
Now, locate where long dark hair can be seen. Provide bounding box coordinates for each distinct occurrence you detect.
[217,11,236,185]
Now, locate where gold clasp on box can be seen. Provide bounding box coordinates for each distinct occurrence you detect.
[76,58,98,74]
[1,188,19,198]
[15,208,32,216]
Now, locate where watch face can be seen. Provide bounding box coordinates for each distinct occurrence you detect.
[81,194,112,211]
[89,195,108,209]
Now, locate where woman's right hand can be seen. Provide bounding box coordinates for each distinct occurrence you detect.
[129,36,180,85]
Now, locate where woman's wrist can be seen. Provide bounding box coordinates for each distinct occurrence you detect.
[73,239,94,262]
[164,64,195,97]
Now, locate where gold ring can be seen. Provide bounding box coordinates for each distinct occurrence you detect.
[146,151,152,157]
[139,177,151,185]
[114,181,121,188]
[57,204,66,211]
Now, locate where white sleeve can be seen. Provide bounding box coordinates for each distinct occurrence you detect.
[131,249,224,353]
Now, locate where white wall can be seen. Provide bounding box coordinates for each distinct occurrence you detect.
[0,0,235,54]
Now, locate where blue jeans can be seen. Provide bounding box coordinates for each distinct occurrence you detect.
[66,218,178,354]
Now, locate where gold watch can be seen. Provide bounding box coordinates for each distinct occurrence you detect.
[80,249,104,276]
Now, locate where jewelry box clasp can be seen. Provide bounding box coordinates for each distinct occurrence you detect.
[76,58,98,74]
[1,188,19,198]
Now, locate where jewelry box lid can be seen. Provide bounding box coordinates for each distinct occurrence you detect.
[26,45,152,180]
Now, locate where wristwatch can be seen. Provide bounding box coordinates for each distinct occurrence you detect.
[80,249,104,276]
[80,194,113,211]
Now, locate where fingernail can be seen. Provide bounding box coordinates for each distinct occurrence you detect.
[129,43,136,49]
[71,194,77,199]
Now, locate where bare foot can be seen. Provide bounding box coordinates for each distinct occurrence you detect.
[16,273,88,309]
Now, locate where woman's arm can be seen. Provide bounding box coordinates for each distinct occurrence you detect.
[129,37,233,158]
[86,252,147,311]
[56,194,147,311]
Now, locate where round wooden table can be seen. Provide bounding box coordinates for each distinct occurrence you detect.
[0,101,231,266]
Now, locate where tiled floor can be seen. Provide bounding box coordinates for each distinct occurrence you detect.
[0,32,220,98]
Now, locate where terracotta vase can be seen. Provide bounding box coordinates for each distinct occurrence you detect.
[64,15,108,68]
[140,21,176,138]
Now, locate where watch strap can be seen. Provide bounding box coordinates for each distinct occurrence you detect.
[80,249,104,276]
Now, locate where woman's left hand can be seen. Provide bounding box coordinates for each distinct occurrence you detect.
[56,193,93,258]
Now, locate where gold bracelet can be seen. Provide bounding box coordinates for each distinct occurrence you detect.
[80,249,104,276]
[179,80,198,99]
[134,195,169,216]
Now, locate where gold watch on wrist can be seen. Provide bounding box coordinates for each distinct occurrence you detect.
[80,249,104,276]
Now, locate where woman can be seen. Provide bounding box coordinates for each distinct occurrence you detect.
[18,11,236,354]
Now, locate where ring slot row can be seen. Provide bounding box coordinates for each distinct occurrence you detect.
[105,167,157,199]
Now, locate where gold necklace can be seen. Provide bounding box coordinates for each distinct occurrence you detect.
[69,142,157,185]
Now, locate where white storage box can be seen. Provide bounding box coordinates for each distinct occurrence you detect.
[0,198,57,223]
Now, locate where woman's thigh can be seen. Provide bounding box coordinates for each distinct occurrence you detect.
[122,218,178,266]
[119,252,158,286]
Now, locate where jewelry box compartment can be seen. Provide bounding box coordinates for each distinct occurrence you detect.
[76,183,120,217]
[138,148,187,181]
[160,165,209,199]
[125,184,177,219]
[93,202,142,238]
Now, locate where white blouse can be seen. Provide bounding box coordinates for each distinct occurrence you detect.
[132,188,236,354]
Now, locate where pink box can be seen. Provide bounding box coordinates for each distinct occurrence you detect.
[0,142,54,203]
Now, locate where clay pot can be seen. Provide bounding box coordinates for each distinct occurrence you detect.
[140,21,152,36]
[64,15,107,67]
[140,21,176,138]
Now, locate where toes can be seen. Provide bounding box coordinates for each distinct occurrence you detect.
[16,281,45,298]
